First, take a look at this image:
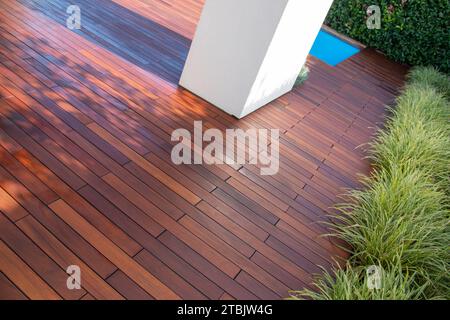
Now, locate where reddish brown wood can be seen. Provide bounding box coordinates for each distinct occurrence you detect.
[0,0,407,300]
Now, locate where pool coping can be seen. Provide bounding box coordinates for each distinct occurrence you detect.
[321,25,366,50]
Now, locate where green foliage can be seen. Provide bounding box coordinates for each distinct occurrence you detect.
[326,1,450,73]
[293,67,450,300]
[370,83,450,191]
[333,167,449,295]
[294,66,309,87]
[407,66,450,98]
[289,263,427,300]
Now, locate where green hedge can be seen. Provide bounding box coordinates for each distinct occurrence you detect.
[325,1,450,73]
[290,67,450,300]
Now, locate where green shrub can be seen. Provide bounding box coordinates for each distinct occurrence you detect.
[333,167,449,295]
[289,263,427,300]
[293,67,450,300]
[407,66,450,98]
[370,84,450,190]
[326,1,450,73]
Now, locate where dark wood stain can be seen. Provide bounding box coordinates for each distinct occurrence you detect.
[0,0,407,299]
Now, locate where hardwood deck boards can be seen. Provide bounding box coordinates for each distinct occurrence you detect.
[0,0,408,300]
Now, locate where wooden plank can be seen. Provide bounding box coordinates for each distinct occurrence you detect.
[235,271,281,300]
[48,199,180,300]
[0,240,61,300]
[107,271,154,300]
[1,143,143,257]
[78,185,225,300]
[102,173,241,278]
[0,0,407,300]
[88,123,201,205]
[16,215,124,300]
[134,250,207,300]
[0,213,86,299]
[0,186,29,222]
[0,272,28,300]
[159,231,258,300]
[0,144,59,205]
[0,166,118,279]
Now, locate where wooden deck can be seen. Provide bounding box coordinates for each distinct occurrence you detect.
[0,0,408,300]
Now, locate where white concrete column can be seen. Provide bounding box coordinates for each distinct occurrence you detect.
[179,0,334,118]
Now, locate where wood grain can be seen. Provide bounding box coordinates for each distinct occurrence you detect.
[0,0,407,299]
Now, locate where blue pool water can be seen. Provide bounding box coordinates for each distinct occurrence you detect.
[309,30,360,66]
